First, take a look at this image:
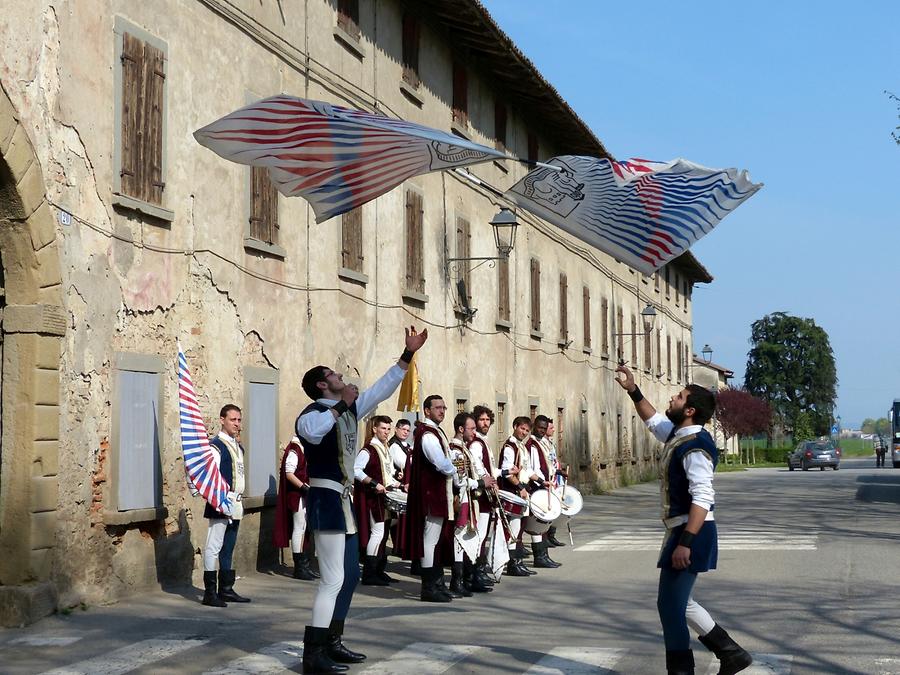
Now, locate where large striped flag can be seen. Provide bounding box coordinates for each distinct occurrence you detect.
[505,156,762,276]
[177,344,232,517]
[194,95,506,222]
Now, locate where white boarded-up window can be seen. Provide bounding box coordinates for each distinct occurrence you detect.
[245,368,279,497]
[113,354,164,511]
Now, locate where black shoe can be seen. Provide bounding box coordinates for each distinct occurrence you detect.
[303,625,349,673]
[217,570,250,603]
[420,566,452,602]
[474,559,495,586]
[698,624,753,675]
[292,551,317,581]
[515,557,537,575]
[361,555,389,586]
[449,562,472,598]
[326,619,367,664]
[201,571,227,607]
[546,526,566,547]
[505,557,529,577]
[665,649,694,675]
[376,552,398,584]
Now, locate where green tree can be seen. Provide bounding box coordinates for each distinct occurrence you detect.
[875,418,891,436]
[861,418,877,434]
[744,312,838,441]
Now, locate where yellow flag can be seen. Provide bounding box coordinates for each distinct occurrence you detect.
[396,352,419,412]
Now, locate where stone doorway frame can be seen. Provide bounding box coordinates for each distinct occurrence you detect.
[0,82,65,627]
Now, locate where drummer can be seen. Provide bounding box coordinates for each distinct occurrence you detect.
[542,419,568,548]
[353,415,400,586]
[499,416,539,576]
[470,405,507,586]
[526,416,561,569]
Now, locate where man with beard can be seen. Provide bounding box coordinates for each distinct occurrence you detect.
[543,419,568,548]
[526,415,561,569]
[616,365,752,675]
[296,327,427,674]
[499,417,540,576]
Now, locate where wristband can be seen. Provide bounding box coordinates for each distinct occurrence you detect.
[333,400,349,416]
[400,348,415,364]
[678,530,695,548]
[628,386,644,403]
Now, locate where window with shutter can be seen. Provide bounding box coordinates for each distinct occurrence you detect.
[337,0,360,38]
[656,328,662,375]
[675,272,680,306]
[250,166,279,245]
[405,190,425,294]
[527,133,538,162]
[452,62,468,126]
[667,335,672,379]
[120,31,166,206]
[341,207,364,273]
[631,315,637,365]
[497,257,510,323]
[530,258,541,333]
[616,307,624,360]
[677,340,683,383]
[455,216,472,308]
[665,266,671,298]
[401,13,420,87]
[601,297,609,354]
[582,286,591,349]
[494,101,507,150]
[644,321,652,368]
[559,273,568,343]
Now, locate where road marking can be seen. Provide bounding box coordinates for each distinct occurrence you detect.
[525,647,625,674]
[10,637,82,647]
[704,653,792,675]
[575,529,817,552]
[359,642,482,674]
[203,641,304,674]
[875,656,900,674]
[41,638,208,675]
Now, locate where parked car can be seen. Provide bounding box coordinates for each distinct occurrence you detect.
[787,440,841,471]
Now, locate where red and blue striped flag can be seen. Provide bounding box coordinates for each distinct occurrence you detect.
[178,344,232,516]
[505,156,762,276]
[194,95,505,222]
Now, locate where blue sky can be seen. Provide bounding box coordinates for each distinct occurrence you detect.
[482,1,900,428]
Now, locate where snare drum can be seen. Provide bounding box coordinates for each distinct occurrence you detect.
[524,488,562,535]
[554,485,584,518]
[384,490,407,515]
[497,489,528,518]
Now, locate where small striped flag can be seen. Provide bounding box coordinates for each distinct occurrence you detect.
[505,156,762,275]
[178,344,232,516]
[194,95,505,222]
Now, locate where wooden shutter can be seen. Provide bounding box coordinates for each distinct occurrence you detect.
[601,297,609,353]
[527,133,538,162]
[616,306,624,360]
[120,32,165,205]
[667,335,672,379]
[405,190,424,293]
[675,272,680,305]
[665,266,671,297]
[559,273,568,342]
[530,258,541,332]
[455,216,471,303]
[250,167,278,244]
[631,315,637,365]
[494,101,507,149]
[656,328,662,374]
[643,320,652,367]
[401,13,420,87]
[498,257,510,322]
[452,62,468,125]
[677,340,683,383]
[337,0,360,37]
[582,286,591,348]
[341,207,364,272]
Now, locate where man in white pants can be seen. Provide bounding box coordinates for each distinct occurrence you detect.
[296,327,427,674]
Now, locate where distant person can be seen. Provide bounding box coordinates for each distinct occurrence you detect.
[616,365,752,675]
[875,435,887,468]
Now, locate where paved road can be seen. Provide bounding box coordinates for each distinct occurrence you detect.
[2,457,898,674]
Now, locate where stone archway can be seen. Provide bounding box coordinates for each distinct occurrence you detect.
[0,83,66,627]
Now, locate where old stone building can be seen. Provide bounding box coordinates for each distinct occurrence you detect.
[0,0,712,625]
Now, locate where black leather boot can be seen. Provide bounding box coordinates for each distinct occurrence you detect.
[698,624,753,675]
[464,559,492,593]
[420,566,452,602]
[514,542,537,575]
[361,555,389,586]
[665,649,694,675]
[376,550,398,583]
[506,555,529,577]
[326,619,367,664]
[546,525,566,547]
[217,569,250,603]
[542,541,562,568]
[201,571,226,607]
[292,551,317,580]
[474,556,495,586]
[449,562,472,598]
[532,541,560,569]
[303,625,348,674]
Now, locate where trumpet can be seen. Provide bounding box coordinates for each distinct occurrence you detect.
[451,448,478,534]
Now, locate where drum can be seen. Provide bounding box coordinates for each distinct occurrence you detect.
[524,488,562,535]
[384,490,407,515]
[497,489,527,518]
[554,485,584,518]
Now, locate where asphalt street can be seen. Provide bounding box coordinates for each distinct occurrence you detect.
[2,456,898,674]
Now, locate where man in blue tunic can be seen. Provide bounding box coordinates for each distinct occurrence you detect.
[617,365,752,675]
[296,327,427,674]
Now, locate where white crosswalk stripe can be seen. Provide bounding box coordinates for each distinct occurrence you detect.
[40,638,208,675]
[575,528,817,552]
[203,640,304,675]
[525,647,625,674]
[704,653,793,674]
[10,636,82,647]
[359,642,483,674]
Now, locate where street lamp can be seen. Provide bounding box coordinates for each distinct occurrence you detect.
[701,344,713,364]
[614,303,658,365]
[446,208,519,273]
